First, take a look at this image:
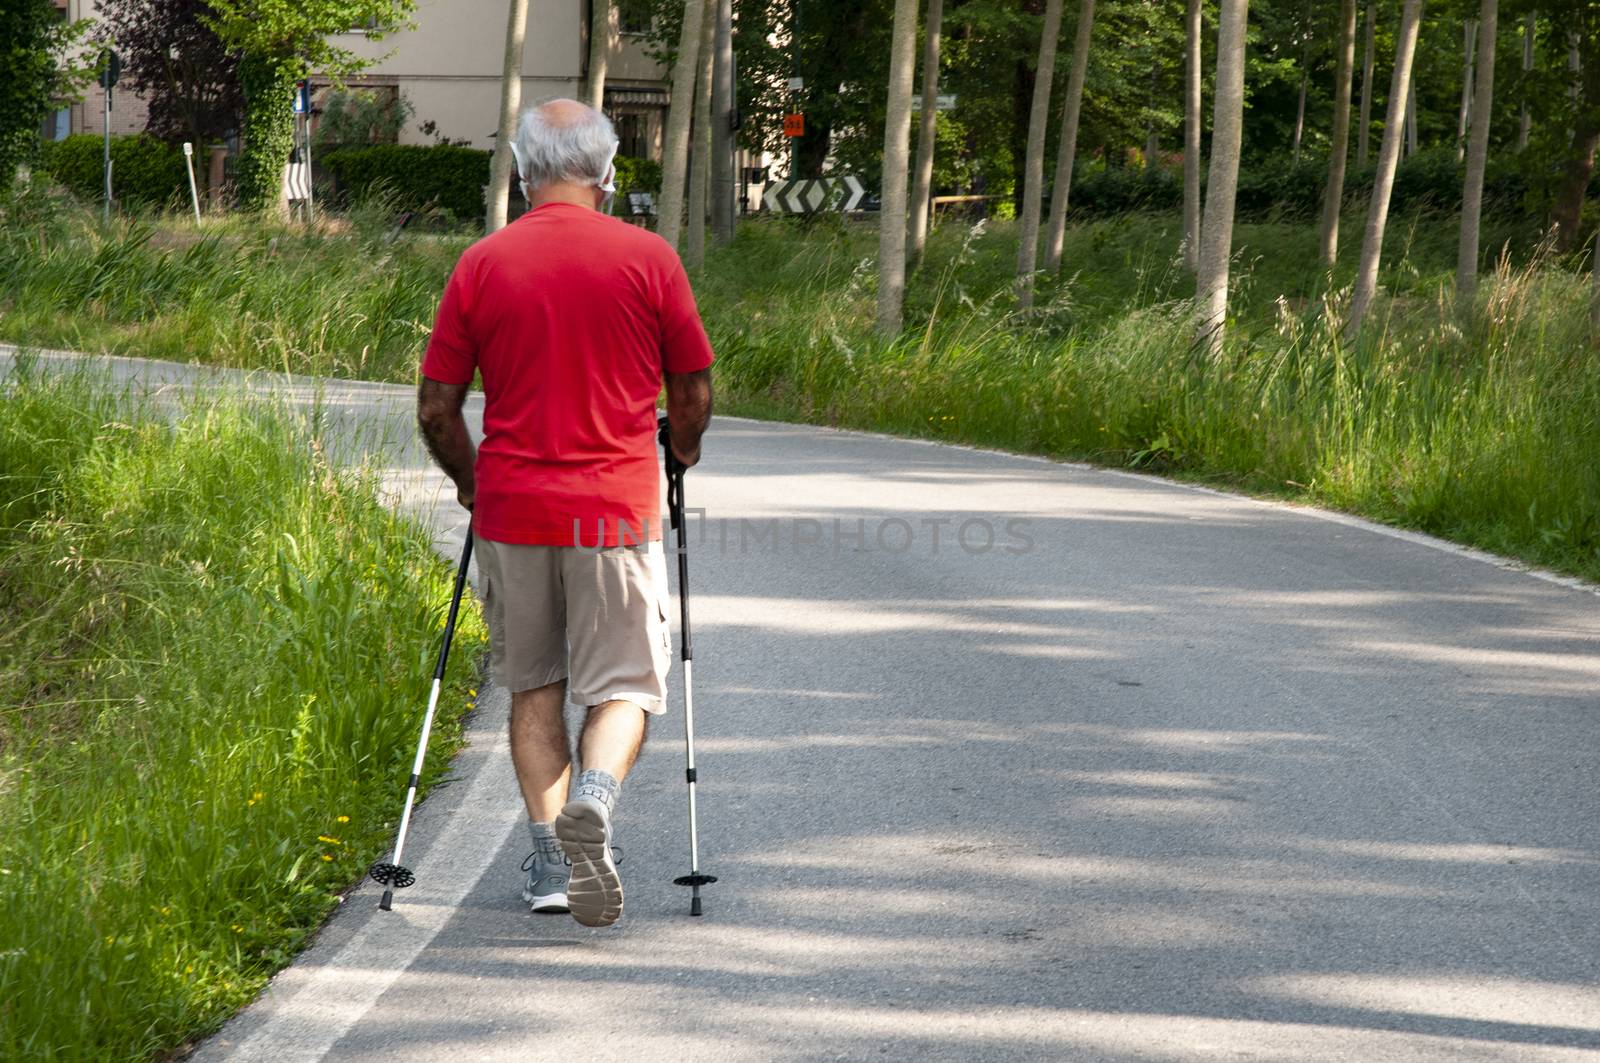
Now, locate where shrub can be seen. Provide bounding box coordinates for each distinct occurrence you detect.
[1235,156,1327,218]
[314,89,414,153]
[38,133,185,209]
[321,143,491,220]
[613,154,662,198]
[1068,163,1182,217]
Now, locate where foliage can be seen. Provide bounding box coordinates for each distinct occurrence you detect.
[314,89,414,152]
[38,133,186,209]
[203,0,416,78]
[202,0,417,212]
[235,51,299,212]
[93,0,243,154]
[1070,160,1183,216]
[321,143,490,219]
[0,364,484,1059]
[0,0,90,190]
[4,197,1594,585]
[0,197,469,378]
[613,154,663,199]
[696,217,1598,581]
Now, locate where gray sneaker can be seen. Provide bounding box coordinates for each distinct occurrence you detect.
[521,848,570,914]
[556,796,623,927]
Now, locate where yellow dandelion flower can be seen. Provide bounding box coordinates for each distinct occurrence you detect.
[185,964,194,974]
[231,925,243,933]
[336,815,350,824]
[320,854,334,862]
[317,835,341,845]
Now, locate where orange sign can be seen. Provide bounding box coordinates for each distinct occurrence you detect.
[783,113,805,137]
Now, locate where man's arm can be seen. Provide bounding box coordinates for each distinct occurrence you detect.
[418,377,476,510]
[664,368,713,467]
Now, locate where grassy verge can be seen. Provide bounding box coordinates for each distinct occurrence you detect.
[0,360,485,1059]
[1,187,1595,581]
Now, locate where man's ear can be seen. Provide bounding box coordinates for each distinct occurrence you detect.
[509,141,527,183]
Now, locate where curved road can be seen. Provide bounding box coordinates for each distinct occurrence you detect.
[7,348,1599,1061]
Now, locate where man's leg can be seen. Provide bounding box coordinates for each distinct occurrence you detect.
[510,680,571,822]
[510,680,573,913]
[578,698,648,783]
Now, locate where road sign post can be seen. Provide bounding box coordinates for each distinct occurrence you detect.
[99,49,120,223]
[182,143,202,223]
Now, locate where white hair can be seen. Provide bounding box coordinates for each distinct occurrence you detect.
[511,99,619,189]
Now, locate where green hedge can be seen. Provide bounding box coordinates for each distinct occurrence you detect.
[613,154,661,198]
[1065,148,1539,222]
[321,144,490,220]
[39,134,186,209]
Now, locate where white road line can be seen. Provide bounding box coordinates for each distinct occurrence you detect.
[221,693,516,1062]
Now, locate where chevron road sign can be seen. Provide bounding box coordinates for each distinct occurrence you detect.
[761,175,870,214]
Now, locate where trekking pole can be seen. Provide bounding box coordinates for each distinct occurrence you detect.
[370,528,475,910]
[659,415,717,916]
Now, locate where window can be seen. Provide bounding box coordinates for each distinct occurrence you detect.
[617,0,651,35]
[615,111,649,160]
[39,106,69,142]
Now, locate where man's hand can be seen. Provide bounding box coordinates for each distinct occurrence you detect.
[418,377,477,513]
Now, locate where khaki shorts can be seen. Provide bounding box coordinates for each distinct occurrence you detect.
[475,535,672,714]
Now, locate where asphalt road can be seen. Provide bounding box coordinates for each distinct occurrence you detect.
[6,347,1598,1061]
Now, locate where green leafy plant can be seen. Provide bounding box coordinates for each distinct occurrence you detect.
[314,89,415,152]
[0,363,485,1059]
[321,143,490,220]
[39,133,186,209]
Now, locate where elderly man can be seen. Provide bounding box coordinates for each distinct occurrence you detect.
[416,98,714,929]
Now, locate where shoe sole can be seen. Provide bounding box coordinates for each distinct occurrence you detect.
[556,800,622,927]
[522,888,569,914]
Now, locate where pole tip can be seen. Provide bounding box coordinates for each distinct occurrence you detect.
[379,890,393,911]
[690,896,703,917]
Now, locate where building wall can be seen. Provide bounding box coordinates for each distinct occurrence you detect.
[56,0,152,140]
[324,0,668,156]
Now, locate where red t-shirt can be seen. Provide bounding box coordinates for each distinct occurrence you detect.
[421,202,715,547]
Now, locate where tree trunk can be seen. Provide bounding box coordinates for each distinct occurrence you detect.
[686,0,715,269]
[1194,0,1248,355]
[1519,12,1534,150]
[711,0,735,244]
[1349,0,1424,334]
[1551,122,1600,252]
[1405,66,1419,157]
[1183,0,1202,274]
[583,0,610,111]
[656,0,709,251]
[1456,0,1497,316]
[486,0,530,233]
[1043,0,1095,272]
[1292,32,1308,164]
[235,52,298,215]
[909,0,945,265]
[1320,0,1358,267]
[1015,0,1065,308]
[876,0,921,336]
[1553,38,1600,251]
[1357,0,1375,166]
[1456,18,1476,162]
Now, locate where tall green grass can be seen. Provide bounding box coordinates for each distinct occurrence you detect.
[1,190,1594,580]
[698,218,1600,582]
[0,185,468,381]
[0,362,484,1059]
